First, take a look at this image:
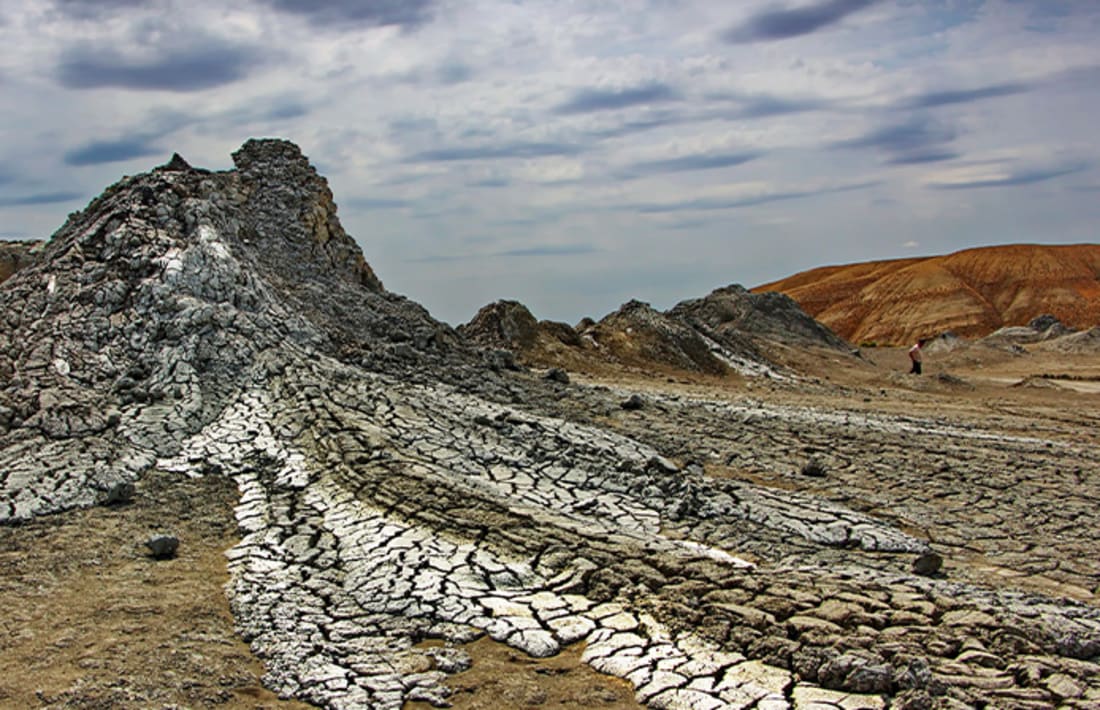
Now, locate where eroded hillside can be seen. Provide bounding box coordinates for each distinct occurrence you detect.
[756,244,1100,345]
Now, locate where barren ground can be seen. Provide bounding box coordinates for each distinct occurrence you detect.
[1,342,1097,708]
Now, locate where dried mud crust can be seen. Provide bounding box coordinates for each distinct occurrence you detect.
[0,469,311,710]
[564,356,1100,601]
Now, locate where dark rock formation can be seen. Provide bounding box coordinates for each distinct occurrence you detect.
[669,284,849,352]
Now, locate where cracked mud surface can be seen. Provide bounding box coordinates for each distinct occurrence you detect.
[1,140,1098,709]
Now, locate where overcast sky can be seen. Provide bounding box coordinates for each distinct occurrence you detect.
[1,1,1098,325]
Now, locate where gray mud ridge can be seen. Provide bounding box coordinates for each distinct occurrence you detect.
[1,141,1097,709]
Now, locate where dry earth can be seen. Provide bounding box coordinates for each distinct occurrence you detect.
[2,341,1097,708]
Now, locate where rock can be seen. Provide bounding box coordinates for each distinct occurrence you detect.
[543,368,570,384]
[846,662,893,694]
[145,534,179,560]
[892,689,934,710]
[486,349,521,372]
[912,551,943,576]
[621,394,645,411]
[801,459,827,478]
[102,481,136,506]
[935,372,971,388]
[894,657,935,691]
[163,152,193,171]
[1045,672,1084,699]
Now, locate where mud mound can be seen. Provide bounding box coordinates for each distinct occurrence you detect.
[1040,325,1100,353]
[459,300,542,350]
[458,300,583,368]
[0,239,41,283]
[756,244,1100,345]
[587,299,730,376]
[669,284,849,352]
[985,313,1076,345]
[461,286,844,379]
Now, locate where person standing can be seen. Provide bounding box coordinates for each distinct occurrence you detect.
[908,338,926,375]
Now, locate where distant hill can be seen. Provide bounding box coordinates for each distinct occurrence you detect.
[754,244,1100,345]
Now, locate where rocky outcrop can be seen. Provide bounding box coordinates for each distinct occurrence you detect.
[756,244,1100,345]
[3,141,1098,709]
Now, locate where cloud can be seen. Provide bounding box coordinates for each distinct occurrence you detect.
[213,96,311,127]
[56,39,265,92]
[624,151,761,178]
[470,177,510,188]
[64,137,162,166]
[407,142,583,162]
[555,83,680,114]
[346,197,412,209]
[633,180,878,213]
[497,245,597,257]
[404,254,468,264]
[886,150,959,165]
[724,0,879,43]
[926,162,1089,189]
[585,111,687,139]
[257,0,435,29]
[0,191,84,207]
[734,95,826,118]
[835,116,958,164]
[50,0,150,19]
[405,244,598,263]
[903,82,1029,109]
[436,62,474,85]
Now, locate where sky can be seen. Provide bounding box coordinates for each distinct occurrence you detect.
[1,0,1098,326]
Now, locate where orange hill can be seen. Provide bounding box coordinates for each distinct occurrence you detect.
[754,244,1100,346]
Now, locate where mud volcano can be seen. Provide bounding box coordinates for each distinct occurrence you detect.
[1,140,1097,709]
